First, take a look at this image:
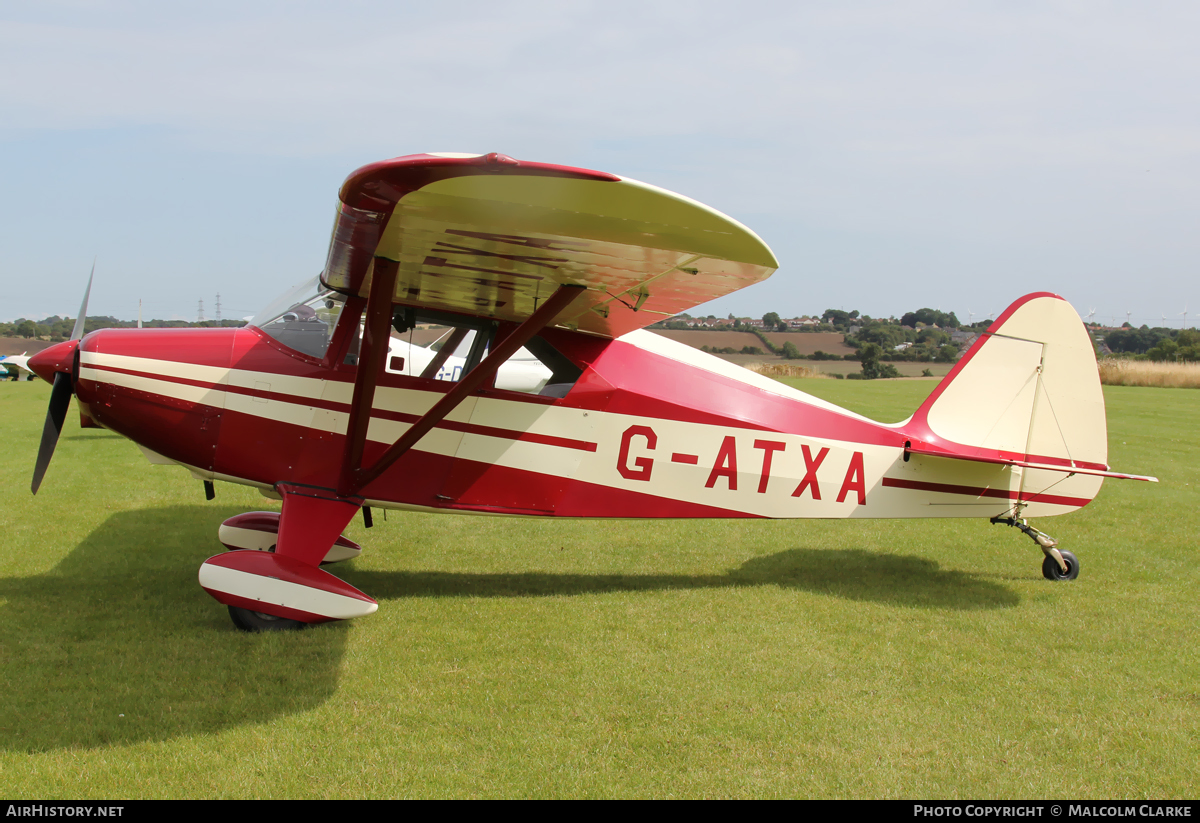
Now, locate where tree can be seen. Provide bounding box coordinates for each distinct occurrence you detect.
[856,324,906,349]
[762,312,781,329]
[1145,339,1178,361]
[858,343,900,379]
[823,309,852,329]
[901,308,960,329]
[935,344,959,363]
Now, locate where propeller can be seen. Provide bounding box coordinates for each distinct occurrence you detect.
[31,262,94,495]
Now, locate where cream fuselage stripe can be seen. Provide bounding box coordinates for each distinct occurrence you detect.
[80,357,596,452]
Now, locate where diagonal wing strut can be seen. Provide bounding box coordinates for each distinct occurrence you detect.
[338,255,585,497]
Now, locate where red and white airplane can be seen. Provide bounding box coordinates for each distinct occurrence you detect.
[27,152,1156,631]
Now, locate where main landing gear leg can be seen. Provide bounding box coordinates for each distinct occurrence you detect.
[198,484,379,631]
[990,516,1080,581]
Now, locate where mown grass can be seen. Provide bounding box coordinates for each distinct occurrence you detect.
[1099,359,1200,389]
[0,379,1195,798]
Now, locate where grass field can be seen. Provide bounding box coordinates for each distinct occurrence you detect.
[0,378,1196,799]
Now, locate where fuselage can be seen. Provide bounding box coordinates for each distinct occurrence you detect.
[61,321,1094,520]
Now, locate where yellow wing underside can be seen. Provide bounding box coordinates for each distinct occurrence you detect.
[324,172,779,338]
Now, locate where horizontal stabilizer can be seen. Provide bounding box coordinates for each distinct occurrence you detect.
[903,443,1158,482]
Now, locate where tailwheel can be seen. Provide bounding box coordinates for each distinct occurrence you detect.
[228,606,306,632]
[991,516,1081,582]
[1042,550,1080,582]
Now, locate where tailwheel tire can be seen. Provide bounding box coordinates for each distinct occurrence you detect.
[1042,550,1080,581]
[228,605,306,632]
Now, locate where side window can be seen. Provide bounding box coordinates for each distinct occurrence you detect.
[382,309,496,384]
[348,306,583,398]
[496,335,582,397]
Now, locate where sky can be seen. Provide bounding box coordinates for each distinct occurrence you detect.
[1,0,1197,328]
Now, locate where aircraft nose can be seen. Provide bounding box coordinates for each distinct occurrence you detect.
[28,340,79,384]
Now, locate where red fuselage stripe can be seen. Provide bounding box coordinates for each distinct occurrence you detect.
[881,477,1090,507]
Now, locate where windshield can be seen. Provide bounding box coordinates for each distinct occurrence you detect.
[250,276,346,359]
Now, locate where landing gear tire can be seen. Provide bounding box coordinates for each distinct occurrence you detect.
[228,605,306,632]
[1042,550,1080,581]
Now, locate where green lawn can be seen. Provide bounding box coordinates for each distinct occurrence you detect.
[0,378,1195,798]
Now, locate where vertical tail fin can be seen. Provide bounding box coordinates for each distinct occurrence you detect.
[909,292,1107,468]
[898,293,1114,516]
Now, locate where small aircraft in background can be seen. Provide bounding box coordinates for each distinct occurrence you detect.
[26,152,1156,632]
[384,332,552,393]
[2,352,36,381]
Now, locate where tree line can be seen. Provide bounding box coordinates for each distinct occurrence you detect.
[1,315,245,341]
[1103,326,1199,362]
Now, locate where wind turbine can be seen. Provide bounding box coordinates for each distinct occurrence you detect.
[1182,305,1190,329]
[1086,307,1097,326]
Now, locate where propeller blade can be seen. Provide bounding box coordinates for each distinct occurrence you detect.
[70,260,94,342]
[31,372,73,494]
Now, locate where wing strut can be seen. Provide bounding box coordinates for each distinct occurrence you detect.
[338,257,585,497]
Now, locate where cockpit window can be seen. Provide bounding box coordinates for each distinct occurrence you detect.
[251,281,583,397]
[250,276,347,359]
[384,308,580,396]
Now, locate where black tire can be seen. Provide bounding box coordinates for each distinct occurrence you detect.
[228,605,306,632]
[1042,550,1080,581]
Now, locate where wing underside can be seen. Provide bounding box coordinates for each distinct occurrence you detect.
[321,153,779,338]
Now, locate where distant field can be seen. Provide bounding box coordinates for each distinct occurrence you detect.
[758,331,857,356]
[650,329,856,358]
[1099,359,1200,389]
[0,337,51,357]
[649,330,766,351]
[0,379,1194,798]
[647,330,951,378]
[722,352,954,379]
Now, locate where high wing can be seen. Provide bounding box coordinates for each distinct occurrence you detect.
[321,152,779,338]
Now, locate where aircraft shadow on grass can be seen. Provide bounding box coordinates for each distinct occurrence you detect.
[0,505,1017,753]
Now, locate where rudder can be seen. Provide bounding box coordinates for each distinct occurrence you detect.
[909,293,1107,471]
